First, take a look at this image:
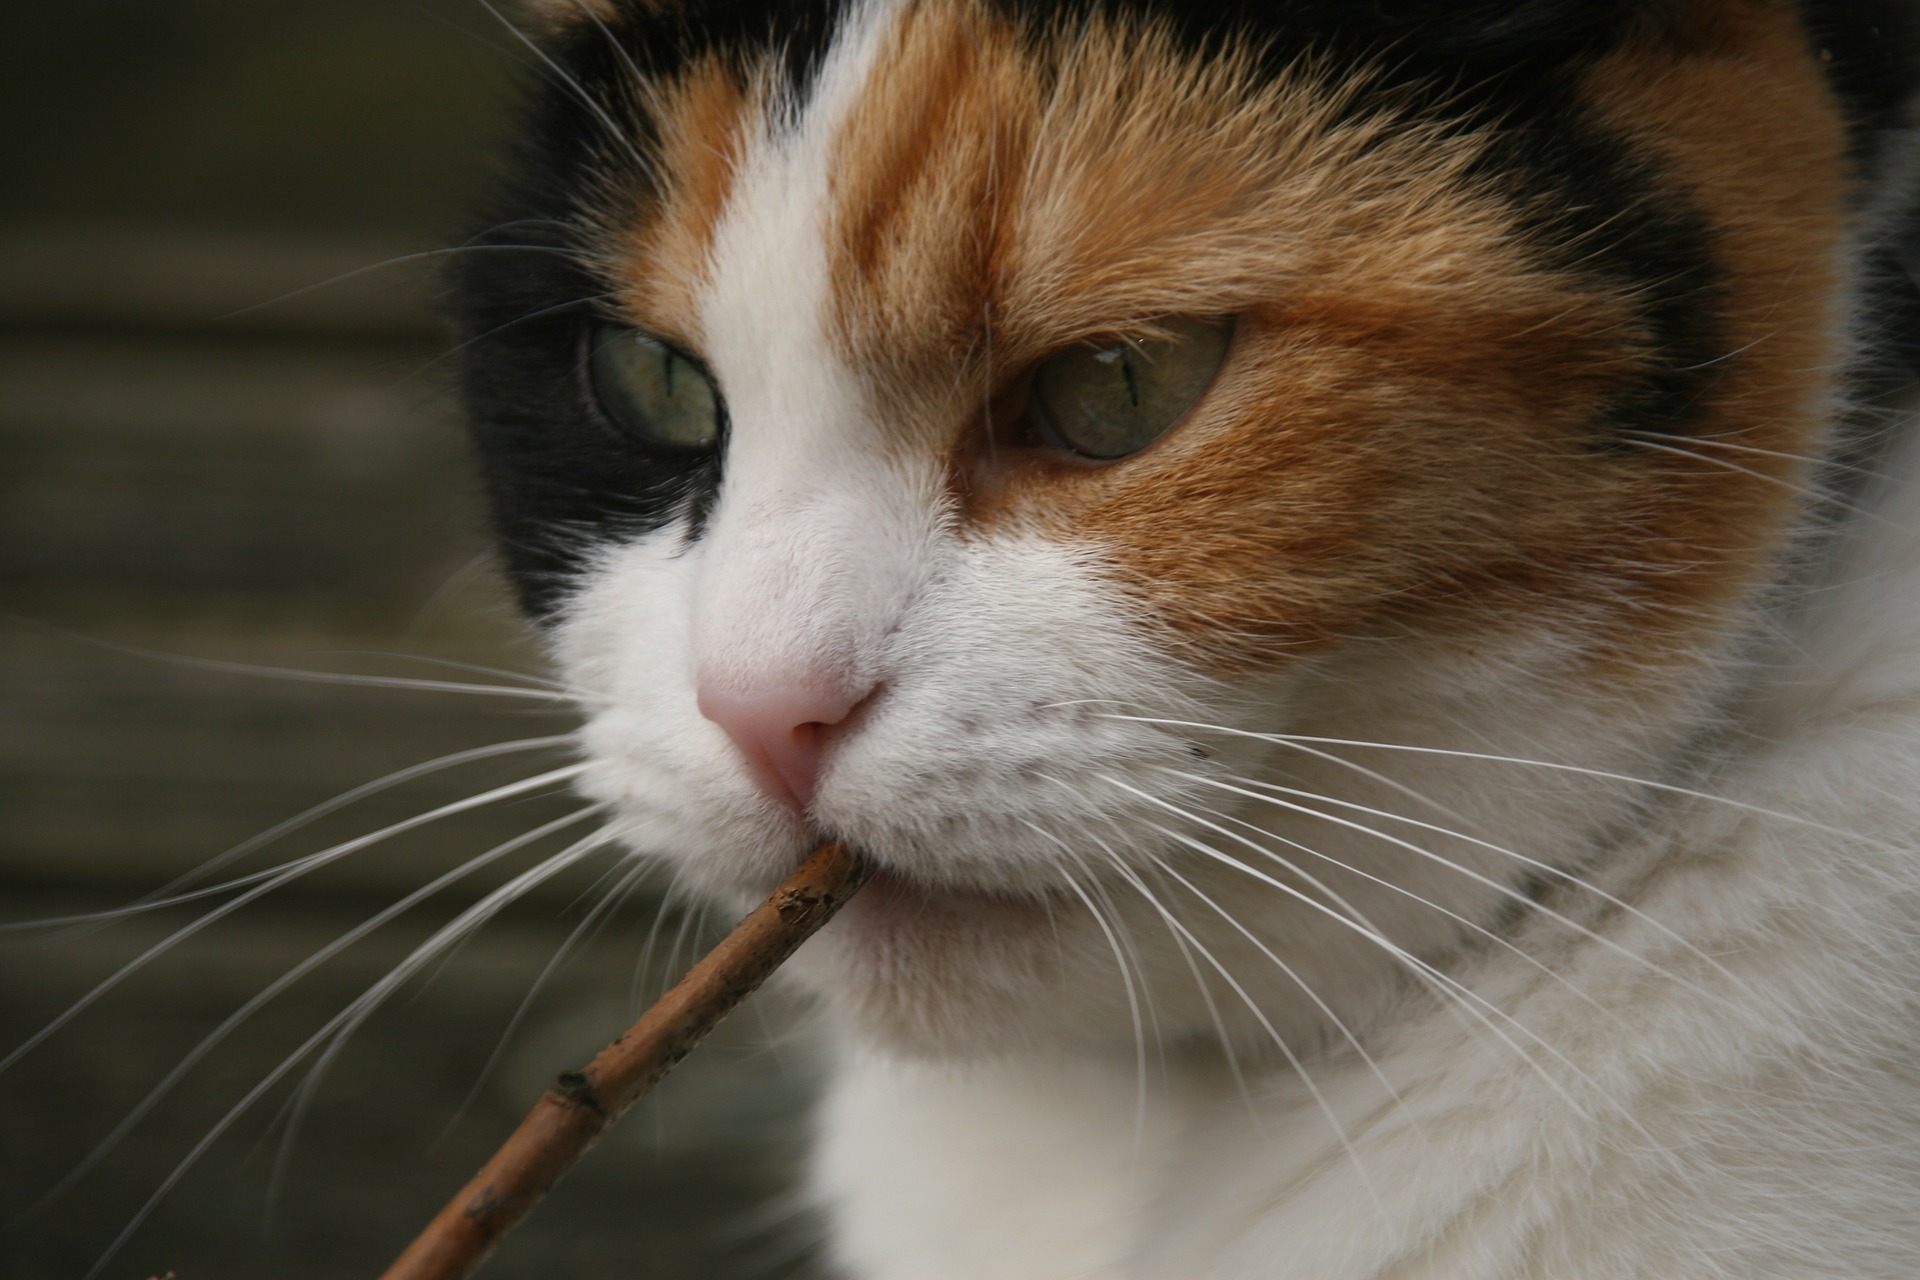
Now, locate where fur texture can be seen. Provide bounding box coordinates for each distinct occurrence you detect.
[454,1,1920,1274]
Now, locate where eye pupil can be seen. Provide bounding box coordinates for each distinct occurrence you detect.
[589,325,722,450]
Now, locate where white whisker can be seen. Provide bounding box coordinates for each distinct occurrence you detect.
[1130,810,1678,1157]
[1100,715,1887,849]
[631,861,695,1018]
[572,0,671,124]
[1018,818,1154,1149]
[77,824,615,1280]
[1167,786,1612,1015]
[0,764,589,1076]
[213,243,587,322]
[1621,433,1899,527]
[1139,813,1607,1116]
[1154,767,1729,1004]
[1098,775,1647,1141]
[438,855,651,1143]
[2,735,577,933]
[1076,824,1259,1119]
[407,290,624,382]
[1091,844,1382,1205]
[25,805,606,1220]
[1143,850,1420,1153]
[478,0,657,183]
[0,615,578,701]
[1625,428,1907,491]
[1169,764,1753,996]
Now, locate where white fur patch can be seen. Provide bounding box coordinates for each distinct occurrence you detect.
[542,6,1920,1276]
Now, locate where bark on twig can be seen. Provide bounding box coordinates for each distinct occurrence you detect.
[376,840,870,1280]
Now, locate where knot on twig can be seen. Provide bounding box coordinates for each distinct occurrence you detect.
[774,887,826,927]
[549,1070,608,1119]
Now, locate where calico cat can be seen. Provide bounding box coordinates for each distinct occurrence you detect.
[452,1,1920,1275]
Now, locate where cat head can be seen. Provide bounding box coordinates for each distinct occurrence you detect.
[452,0,1904,1055]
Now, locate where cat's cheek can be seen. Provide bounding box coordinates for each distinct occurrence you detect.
[803,535,1201,885]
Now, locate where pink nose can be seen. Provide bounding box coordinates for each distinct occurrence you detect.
[696,682,864,810]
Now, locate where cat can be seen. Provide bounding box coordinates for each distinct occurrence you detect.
[450,1,1920,1275]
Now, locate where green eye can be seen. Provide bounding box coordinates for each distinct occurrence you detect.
[1029,316,1233,460]
[589,325,723,450]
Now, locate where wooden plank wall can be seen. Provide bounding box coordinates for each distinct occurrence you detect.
[0,7,821,1277]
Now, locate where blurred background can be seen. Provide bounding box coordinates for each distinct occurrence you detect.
[0,5,822,1277]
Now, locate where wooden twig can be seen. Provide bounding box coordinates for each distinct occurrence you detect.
[376,840,871,1280]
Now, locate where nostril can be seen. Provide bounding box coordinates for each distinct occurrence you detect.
[696,683,864,811]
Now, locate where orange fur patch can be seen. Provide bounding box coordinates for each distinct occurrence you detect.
[817,1,1852,674]
[600,56,755,350]
[1563,1,1853,644]
[826,1,1028,397]
[592,0,1853,679]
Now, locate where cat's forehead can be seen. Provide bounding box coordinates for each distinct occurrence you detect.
[600,0,1488,411]
[481,0,1855,664]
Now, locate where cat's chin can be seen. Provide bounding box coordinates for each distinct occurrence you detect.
[780,867,1099,1055]
[831,868,1056,941]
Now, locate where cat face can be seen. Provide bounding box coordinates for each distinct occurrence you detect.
[455,0,1858,1054]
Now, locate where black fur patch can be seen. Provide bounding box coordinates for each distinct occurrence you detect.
[1798,1,1919,509]
[449,2,852,617]
[1800,0,1920,167]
